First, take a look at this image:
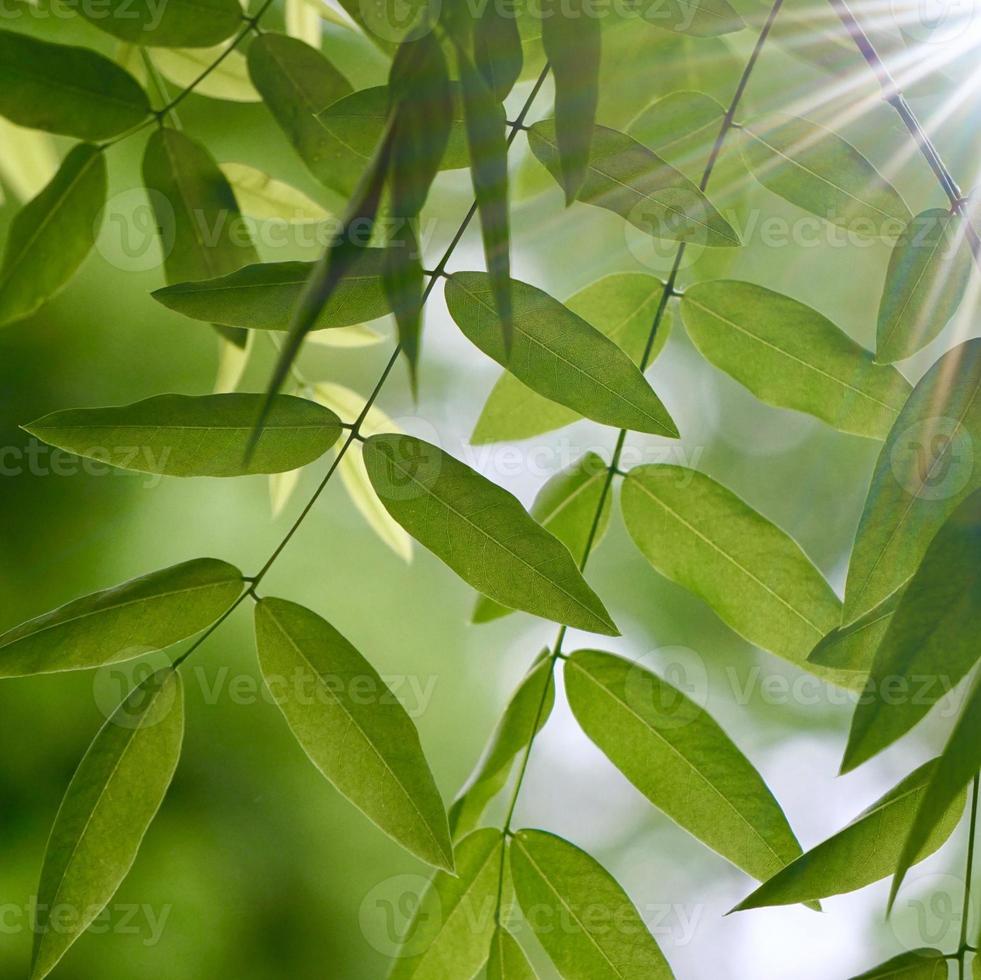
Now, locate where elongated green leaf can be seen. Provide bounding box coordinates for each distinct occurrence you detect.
[0,118,59,201]
[0,144,106,328]
[320,84,469,170]
[843,489,981,772]
[741,114,911,239]
[448,652,555,838]
[807,587,904,673]
[877,209,973,363]
[0,31,149,140]
[472,273,672,445]
[362,433,618,635]
[474,453,611,623]
[510,829,675,980]
[488,927,538,980]
[540,0,600,203]
[567,650,806,881]
[152,44,260,102]
[384,222,425,388]
[641,0,743,36]
[25,393,342,477]
[734,760,964,910]
[843,338,981,625]
[529,121,740,247]
[628,91,725,165]
[78,0,241,46]
[248,34,357,196]
[0,558,242,677]
[681,280,912,439]
[622,465,852,680]
[220,162,329,221]
[447,273,678,437]
[254,597,453,870]
[31,669,184,980]
[849,949,948,980]
[389,828,503,980]
[153,251,390,331]
[475,2,523,101]
[286,0,323,47]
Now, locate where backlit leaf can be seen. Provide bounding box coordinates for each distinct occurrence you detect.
[488,927,538,980]
[220,162,329,221]
[0,118,59,201]
[628,91,725,163]
[152,44,260,102]
[807,588,903,673]
[849,949,948,980]
[641,0,743,36]
[78,0,241,47]
[286,0,323,47]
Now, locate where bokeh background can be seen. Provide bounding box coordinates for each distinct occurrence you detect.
[1,1,980,977]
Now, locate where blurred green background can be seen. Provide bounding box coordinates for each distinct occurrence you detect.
[1,2,979,977]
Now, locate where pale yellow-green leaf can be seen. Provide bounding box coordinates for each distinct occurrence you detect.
[270,467,303,518]
[220,162,329,222]
[286,0,323,47]
[0,118,58,203]
[151,44,260,102]
[306,323,384,347]
[213,330,252,393]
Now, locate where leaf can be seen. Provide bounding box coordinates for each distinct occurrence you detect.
[807,587,904,673]
[566,650,805,882]
[474,1,523,101]
[529,121,740,247]
[77,0,241,47]
[446,272,678,437]
[248,33,357,197]
[843,338,981,626]
[286,0,323,48]
[307,323,384,347]
[0,118,59,201]
[680,280,912,439]
[254,597,453,870]
[842,489,981,773]
[152,44,260,102]
[641,0,743,36]
[733,760,964,910]
[153,251,391,331]
[540,0,601,203]
[30,669,184,980]
[848,949,948,980]
[621,465,852,679]
[383,223,425,388]
[627,91,725,161]
[448,652,555,839]
[362,433,618,635]
[24,393,343,477]
[0,31,150,140]
[510,829,675,980]
[473,453,611,623]
[472,273,672,445]
[214,329,253,393]
[488,927,538,980]
[0,559,242,677]
[876,208,973,363]
[220,162,329,222]
[741,114,911,239]
[270,467,302,518]
[388,828,503,979]
[0,144,106,328]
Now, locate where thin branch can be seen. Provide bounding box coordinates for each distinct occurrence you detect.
[957,774,980,977]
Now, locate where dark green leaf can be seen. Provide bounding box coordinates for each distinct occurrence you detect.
[254,597,453,870]
[475,2,523,100]
[0,144,106,328]
[25,393,343,477]
[807,588,904,673]
[877,208,973,363]
[383,224,425,388]
[734,760,964,910]
[681,280,912,439]
[488,927,538,980]
[640,0,743,36]
[0,558,242,677]
[0,31,149,140]
[530,121,740,247]
[31,670,183,980]
[510,829,675,980]
[78,0,240,46]
[362,433,618,635]
[446,272,678,437]
[849,949,948,980]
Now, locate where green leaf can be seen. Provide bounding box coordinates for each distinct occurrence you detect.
[0,144,106,328]
[220,162,330,221]
[248,33,357,197]
[472,273,672,445]
[254,597,453,870]
[640,0,743,36]
[510,829,675,980]
[849,949,948,980]
[362,433,618,635]
[0,31,150,140]
[448,652,555,838]
[741,114,911,239]
[0,118,59,202]
[0,558,242,678]
[876,208,973,363]
[843,338,981,626]
[627,91,725,162]
[681,280,912,439]
[807,588,903,673]
[388,828,504,980]
[566,650,805,882]
[79,0,241,46]
[843,489,981,772]
[286,0,323,47]
[733,760,964,910]
[621,465,852,679]
[446,273,678,437]
[475,2,523,101]
[540,0,601,203]
[383,223,425,388]
[153,252,391,331]
[474,453,611,623]
[488,927,538,980]
[529,121,740,247]
[31,669,184,980]
[152,44,260,102]
[24,393,343,477]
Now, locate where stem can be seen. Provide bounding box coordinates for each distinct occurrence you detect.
[957,775,979,977]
